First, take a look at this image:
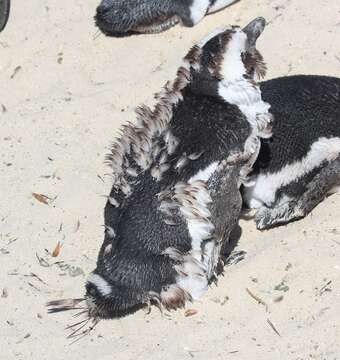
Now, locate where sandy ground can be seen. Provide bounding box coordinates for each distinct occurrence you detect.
[1,0,340,359]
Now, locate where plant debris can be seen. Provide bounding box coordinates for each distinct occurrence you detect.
[184,309,198,317]
[64,265,85,278]
[24,272,48,286]
[36,253,84,277]
[57,52,63,64]
[246,288,268,312]
[273,295,284,303]
[1,288,8,298]
[32,193,52,205]
[274,280,289,292]
[36,253,50,267]
[10,66,22,79]
[16,333,31,344]
[319,280,332,295]
[285,263,292,271]
[267,318,281,337]
[221,296,229,306]
[52,241,62,257]
[74,220,81,233]
[28,282,41,292]
[327,228,339,235]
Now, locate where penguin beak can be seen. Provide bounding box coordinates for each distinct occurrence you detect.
[242,17,266,49]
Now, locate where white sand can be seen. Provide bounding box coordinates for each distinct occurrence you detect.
[1,0,340,359]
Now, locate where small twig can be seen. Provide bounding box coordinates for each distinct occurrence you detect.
[74,220,81,233]
[10,66,22,79]
[36,253,51,267]
[246,288,268,312]
[24,272,48,286]
[27,282,41,292]
[266,318,281,337]
[319,280,332,295]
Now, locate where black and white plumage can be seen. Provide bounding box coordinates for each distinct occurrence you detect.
[243,75,340,229]
[95,0,239,36]
[0,0,10,32]
[47,18,272,325]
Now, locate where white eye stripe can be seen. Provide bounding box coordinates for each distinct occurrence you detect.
[219,30,247,81]
[87,273,112,296]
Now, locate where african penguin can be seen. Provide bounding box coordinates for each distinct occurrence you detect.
[95,0,239,36]
[47,17,272,328]
[243,75,340,230]
[0,0,10,32]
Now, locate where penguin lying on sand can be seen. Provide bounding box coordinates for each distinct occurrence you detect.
[243,76,340,230]
[0,0,10,32]
[95,0,239,36]
[48,17,272,327]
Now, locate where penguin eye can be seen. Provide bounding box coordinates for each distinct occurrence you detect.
[89,287,97,296]
[86,283,99,297]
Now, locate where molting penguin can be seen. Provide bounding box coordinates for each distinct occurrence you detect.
[47,17,272,333]
[0,0,10,32]
[95,0,239,36]
[243,75,340,229]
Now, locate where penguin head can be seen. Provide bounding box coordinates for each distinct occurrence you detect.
[187,17,267,97]
[95,0,210,36]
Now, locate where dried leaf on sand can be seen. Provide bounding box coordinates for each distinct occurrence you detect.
[52,242,62,257]
[184,309,198,317]
[32,193,52,205]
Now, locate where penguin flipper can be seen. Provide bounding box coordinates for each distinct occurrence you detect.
[255,155,340,230]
